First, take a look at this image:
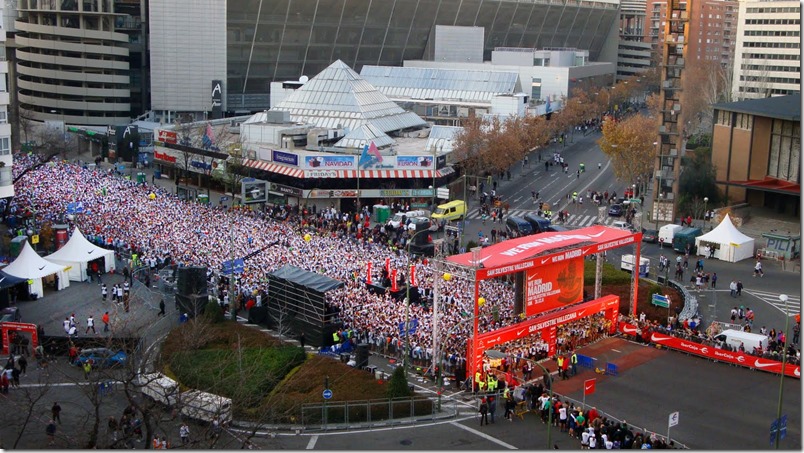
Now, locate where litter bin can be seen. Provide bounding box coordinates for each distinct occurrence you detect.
[154,170,161,180]
[136,172,146,183]
[197,194,209,204]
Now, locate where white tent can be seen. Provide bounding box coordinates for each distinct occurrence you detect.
[2,241,70,298]
[45,227,116,282]
[695,214,755,262]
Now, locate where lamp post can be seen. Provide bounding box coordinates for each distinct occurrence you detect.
[404,228,432,376]
[655,194,663,231]
[703,197,709,229]
[774,294,789,449]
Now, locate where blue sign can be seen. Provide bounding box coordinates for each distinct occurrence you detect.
[305,155,355,169]
[272,150,299,166]
[322,389,333,400]
[66,202,85,214]
[220,196,230,202]
[398,318,419,335]
[770,415,787,446]
[222,258,245,275]
[651,294,669,308]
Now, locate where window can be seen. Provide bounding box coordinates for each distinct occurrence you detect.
[0,137,8,155]
[736,113,752,130]
[716,110,730,126]
[768,119,800,182]
[531,78,542,100]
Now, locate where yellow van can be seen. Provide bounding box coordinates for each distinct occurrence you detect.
[431,200,467,222]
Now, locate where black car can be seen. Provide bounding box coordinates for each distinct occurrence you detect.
[608,204,624,217]
[642,228,659,243]
[0,307,21,323]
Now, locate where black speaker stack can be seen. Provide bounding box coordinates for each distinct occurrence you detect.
[175,266,209,318]
[355,343,370,369]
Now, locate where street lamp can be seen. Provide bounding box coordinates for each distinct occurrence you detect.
[774,294,789,449]
[655,194,663,231]
[703,197,709,229]
[404,228,432,376]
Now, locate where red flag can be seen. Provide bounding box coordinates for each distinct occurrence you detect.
[385,257,391,274]
[366,261,372,285]
[410,264,416,287]
[584,378,596,396]
[391,269,398,292]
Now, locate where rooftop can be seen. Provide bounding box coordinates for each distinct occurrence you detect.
[712,93,801,122]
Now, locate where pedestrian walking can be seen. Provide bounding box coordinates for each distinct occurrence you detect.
[101,283,108,301]
[158,299,166,317]
[17,355,27,375]
[736,280,743,296]
[52,402,62,424]
[86,315,96,334]
[83,361,92,380]
[102,311,110,333]
[299,331,306,349]
[479,397,490,426]
[179,423,190,445]
[754,260,764,277]
[46,419,58,446]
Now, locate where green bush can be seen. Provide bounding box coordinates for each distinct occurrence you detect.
[203,300,225,324]
[386,366,412,399]
[583,260,633,285]
[466,240,478,250]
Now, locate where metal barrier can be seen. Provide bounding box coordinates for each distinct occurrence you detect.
[576,354,595,369]
[300,396,453,430]
[605,362,618,376]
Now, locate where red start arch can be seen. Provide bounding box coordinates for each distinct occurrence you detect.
[446,225,642,379]
[2,322,39,355]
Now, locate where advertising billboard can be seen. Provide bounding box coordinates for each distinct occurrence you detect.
[524,257,584,317]
[304,155,355,169]
[396,156,434,168]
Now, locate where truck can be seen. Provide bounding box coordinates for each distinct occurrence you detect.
[621,254,650,277]
[179,389,233,423]
[672,227,703,253]
[714,329,769,353]
[137,372,180,407]
[658,224,683,246]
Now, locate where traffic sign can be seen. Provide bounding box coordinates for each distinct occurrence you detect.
[652,294,670,308]
[322,389,333,400]
[436,187,450,200]
[220,196,230,202]
[668,411,679,428]
[31,234,40,245]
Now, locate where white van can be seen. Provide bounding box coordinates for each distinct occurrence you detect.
[179,390,233,423]
[387,210,430,230]
[714,329,768,352]
[658,224,683,246]
[621,254,650,276]
[611,221,634,232]
[137,373,179,407]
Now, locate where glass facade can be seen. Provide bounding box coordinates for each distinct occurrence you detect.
[227,0,618,109]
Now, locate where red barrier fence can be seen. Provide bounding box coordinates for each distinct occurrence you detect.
[618,322,800,378]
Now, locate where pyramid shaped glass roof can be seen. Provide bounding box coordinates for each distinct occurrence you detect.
[271,60,427,134]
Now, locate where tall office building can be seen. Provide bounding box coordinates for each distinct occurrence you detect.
[0,1,13,199]
[13,0,148,126]
[617,0,653,79]
[731,0,801,100]
[218,0,621,113]
[646,0,737,67]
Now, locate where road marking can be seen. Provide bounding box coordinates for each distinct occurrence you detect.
[306,435,318,449]
[611,349,621,353]
[449,421,518,449]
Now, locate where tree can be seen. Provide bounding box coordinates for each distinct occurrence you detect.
[204,299,225,324]
[678,147,721,214]
[681,59,733,141]
[597,114,658,187]
[386,366,411,398]
[451,116,490,177]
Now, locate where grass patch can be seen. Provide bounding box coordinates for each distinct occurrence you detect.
[583,259,633,285]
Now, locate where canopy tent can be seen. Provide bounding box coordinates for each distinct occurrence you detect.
[0,271,28,289]
[695,214,755,262]
[45,227,116,281]
[2,241,69,297]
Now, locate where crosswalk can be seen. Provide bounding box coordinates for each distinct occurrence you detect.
[744,289,801,316]
[464,208,619,228]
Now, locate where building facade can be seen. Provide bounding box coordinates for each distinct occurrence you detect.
[617,0,653,79]
[731,0,800,100]
[13,0,148,126]
[0,1,12,199]
[711,94,800,217]
[646,0,737,68]
[223,0,620,112]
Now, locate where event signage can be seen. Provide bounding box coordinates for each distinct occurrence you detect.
[397,156,434,168]
[306,169,339,179]
[272,150,298,166]
[304,155,355,169]
[269,183,303,197]
[474,295,619,364]
[524,258,584,317]
[617,323,800,378]
[154,149,177,163]
[156,129,177,144]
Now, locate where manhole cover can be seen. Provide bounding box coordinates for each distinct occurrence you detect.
[400,440,413,446]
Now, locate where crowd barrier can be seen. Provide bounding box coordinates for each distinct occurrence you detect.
[618,322,800,378]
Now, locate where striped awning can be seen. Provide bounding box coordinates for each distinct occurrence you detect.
[242,159,304,178]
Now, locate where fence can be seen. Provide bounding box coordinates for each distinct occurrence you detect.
[300,396,455,430]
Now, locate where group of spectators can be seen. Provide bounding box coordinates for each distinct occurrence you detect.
[10,155,580,373]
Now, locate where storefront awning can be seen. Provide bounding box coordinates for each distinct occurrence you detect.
[722,177,800,195]
[242,159,304,178]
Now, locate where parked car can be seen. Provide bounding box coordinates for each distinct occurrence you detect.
[73,348,127,368]
[0,307,21,323]
[608,204,624,217]
[611,220,635,232]
[642,228,659,243]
